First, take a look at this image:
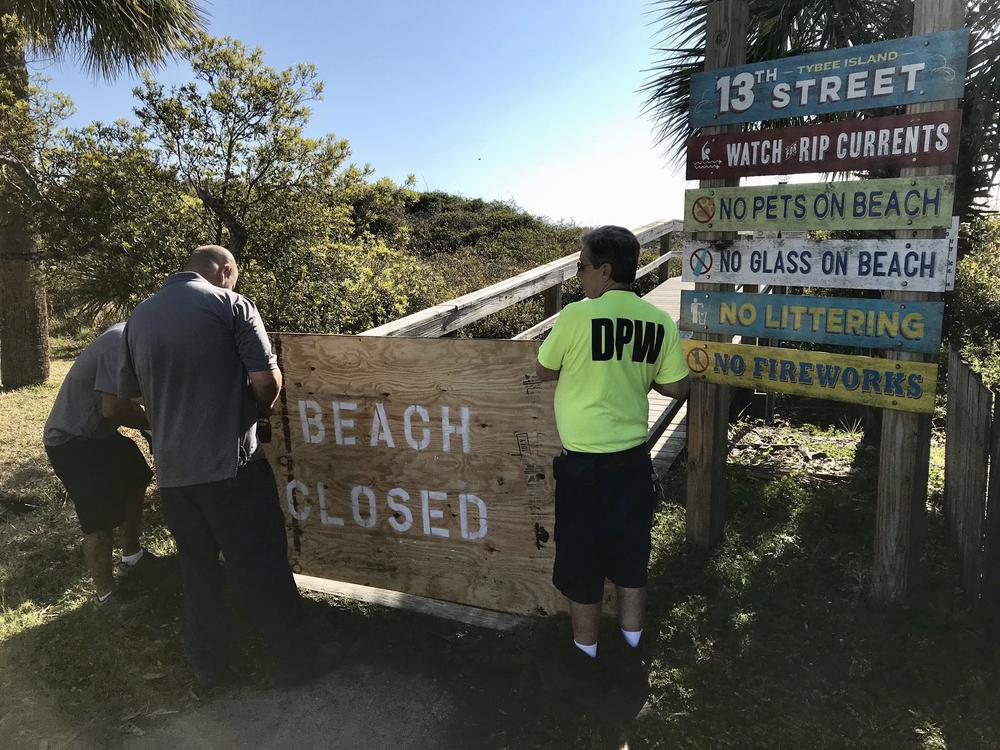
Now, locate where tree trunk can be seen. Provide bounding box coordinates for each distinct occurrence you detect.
[0,18,49,388]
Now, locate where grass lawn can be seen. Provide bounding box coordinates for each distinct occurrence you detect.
[1,352,998,749]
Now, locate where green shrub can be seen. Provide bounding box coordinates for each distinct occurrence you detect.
[947,215,1000,384]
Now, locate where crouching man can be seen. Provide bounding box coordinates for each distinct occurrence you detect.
[535,225,689,685]
[44,323,158,606]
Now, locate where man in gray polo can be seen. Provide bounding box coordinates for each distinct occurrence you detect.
[44,323,157,605]
[119,245,335,687]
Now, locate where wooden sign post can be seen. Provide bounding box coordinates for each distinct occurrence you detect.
[873,0,965,607]
[685,0,748,551]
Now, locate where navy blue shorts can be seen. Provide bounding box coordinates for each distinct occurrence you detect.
[551,446,658,604]
[45,432,152,534]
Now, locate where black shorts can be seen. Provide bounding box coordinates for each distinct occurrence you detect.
[551,445,658,604]
[45,432,152,534]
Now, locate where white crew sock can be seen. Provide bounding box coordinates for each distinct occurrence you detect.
[121,548,144,566]
[574,640,598,658]
[621,628,642,648]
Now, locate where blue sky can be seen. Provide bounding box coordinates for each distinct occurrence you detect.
[32,0,693,229]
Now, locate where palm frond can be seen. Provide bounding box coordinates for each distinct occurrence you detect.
[7,0,207,78]
[642,0,1000,216]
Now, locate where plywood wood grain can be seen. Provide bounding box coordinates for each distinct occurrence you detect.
[266,334,564,616]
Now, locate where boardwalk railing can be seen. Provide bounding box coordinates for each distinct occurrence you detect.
[361,219,687,452]
[944,347,1000,609]
[363,220,683,339]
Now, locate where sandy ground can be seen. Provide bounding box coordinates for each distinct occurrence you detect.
[121,662,455,750]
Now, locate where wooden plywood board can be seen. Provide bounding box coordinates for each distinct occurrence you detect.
[684,176,955,232]
[266,334,564,616]
[688,29,969,127]
[686,110,962,179]
[680,236,956,292]
[680,290,944,353]
[681,339,938,413]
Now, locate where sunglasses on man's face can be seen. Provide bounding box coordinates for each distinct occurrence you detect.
[576,260,605,272]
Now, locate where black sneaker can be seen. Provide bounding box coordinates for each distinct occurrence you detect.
[540,641,607,705]
[117,549,164,577]
[609,636,651,697]
[92,590,135,612]
[275,642,343,688]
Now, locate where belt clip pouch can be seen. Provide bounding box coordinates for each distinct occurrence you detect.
[552,452,595,483]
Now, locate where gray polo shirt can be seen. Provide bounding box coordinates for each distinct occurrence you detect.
[43,323,126,446]
[118,272,278,488]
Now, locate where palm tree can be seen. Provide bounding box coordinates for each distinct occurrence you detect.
[640,0,1000,218]
[0,0,205,388]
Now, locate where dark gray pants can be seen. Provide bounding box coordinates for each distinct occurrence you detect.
[160,459,311,676]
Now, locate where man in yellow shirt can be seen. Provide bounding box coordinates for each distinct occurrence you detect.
[536,225,689,684]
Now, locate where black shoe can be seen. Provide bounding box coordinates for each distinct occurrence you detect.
[609,637,651,696]
[541,641,607,707]
[117,548,165,577]
[275,642,343,688]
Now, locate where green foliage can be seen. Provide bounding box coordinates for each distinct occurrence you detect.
[39,121,209,322]
[947,215,1000,384]
[405,191,581,272]
[133,32,353,256]
[28,35,585,339]
[239,240,448,335]
[5,0,205,79]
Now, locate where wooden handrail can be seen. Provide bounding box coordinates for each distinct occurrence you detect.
[361,219,683,338]
[511,250,682,341]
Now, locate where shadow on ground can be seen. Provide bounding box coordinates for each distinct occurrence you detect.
[4,410,1000,748]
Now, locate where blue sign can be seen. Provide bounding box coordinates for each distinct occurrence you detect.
[689,29,969,128]
[680,290,944,354]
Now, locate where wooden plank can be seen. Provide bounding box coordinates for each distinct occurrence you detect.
[679,290,944,353]
[872,0,965,608]
[542,285,562,318]
[686,111,963,179]
[684,176,956,233]
[686,0,746,552]
[944,347,962,535]
[362,252,581,338]
[984,390,1000,610]
[682,339,938,413]
[512,312,560,341]
[267,334,564,616]
[510,251,681,341]
[294,574,528,631]
[633,219,683,245]
[681,235,957,292]
[948,360,991,602]
[689,29,969,127]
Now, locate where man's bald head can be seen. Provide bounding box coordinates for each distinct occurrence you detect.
[185,245,239,290]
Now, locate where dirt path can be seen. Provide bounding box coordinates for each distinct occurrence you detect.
[122,662,455,750]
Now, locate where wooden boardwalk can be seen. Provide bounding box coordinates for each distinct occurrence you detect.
[642,276,694,471]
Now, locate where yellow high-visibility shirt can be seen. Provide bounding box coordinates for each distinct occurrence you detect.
[537,290,687,453]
